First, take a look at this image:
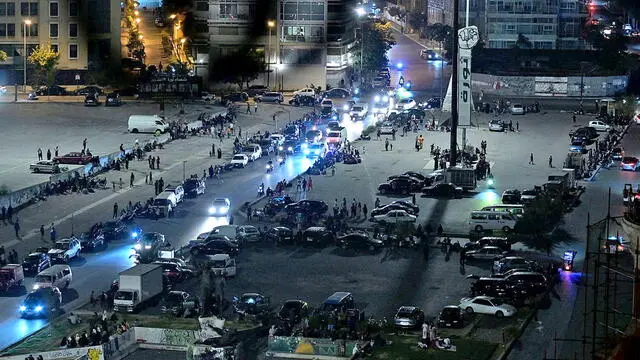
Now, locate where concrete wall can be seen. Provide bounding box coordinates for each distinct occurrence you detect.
[472,73,628,98]
[0,345,104,360]
[279,65,327,92]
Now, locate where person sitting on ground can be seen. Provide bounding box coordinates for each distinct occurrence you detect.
[67,312,81,325]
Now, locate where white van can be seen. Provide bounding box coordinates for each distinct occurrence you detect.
[207,254,236,277]
[128,115,169,134]
[481,204,525,217]
[33,265,72,290]
[469,211,517,233]
[151,192,178,217]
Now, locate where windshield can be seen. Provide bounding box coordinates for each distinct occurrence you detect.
[55,242,68,250]
[214,200,228,206]
[327,132,340,137]
[165,293,183,303]
[522,190,536,196]
[232,155,245,160]
[153,199,170,206]
[24,294,44,305]
[35,275,53,283]
[242,147,255,152]
[352,106,363,111]
[211,260,227,268]
[27,254,41,261]
[397,309,413,317]
[115,291,133,300]
[103,221,117,230]
[442,308,459,316]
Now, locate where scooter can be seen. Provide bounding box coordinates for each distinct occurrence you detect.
[257,184,265,197]
[277,156,285,166]
[266,161,273,173]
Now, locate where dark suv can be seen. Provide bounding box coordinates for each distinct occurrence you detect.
[22,252,51,275]
[302,227,335,247]
[464,237,511,252]
[378,178,420,195]
[284,200,329,217]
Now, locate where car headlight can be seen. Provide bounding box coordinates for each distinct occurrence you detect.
[303,149,310,155]
[144,245,152,250]
[278,146,283,151]
[134,243,141,250]
[209,207,216,214]
[33,284,40,290]
[287,146,293,151]
[343,104,350,111]
[374,95,381,103]
[131,231,139,238]
[19,306,26,312]
[383,96,389,102]
[35,306,43,312]
[220,207,229,214]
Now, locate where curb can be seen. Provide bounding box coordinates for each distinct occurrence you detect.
[586,120,633,182]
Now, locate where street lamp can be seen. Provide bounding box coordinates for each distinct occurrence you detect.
[135,17,141,24]
[23,19,31,92]
[138,34,143,40]
[267,20,275,87]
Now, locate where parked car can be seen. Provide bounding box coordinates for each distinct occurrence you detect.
[493,256,541,274]
[393,306,424,329]
[464,237,511,252]
[163,185,184,203]
[105,92,122,106]
[612,147,624,161]
[230,154,249,168]
[155,262,192,283]
[74,86,103,96]
[370,203,419,217]
[233,293,271,316]
[421,97,443,109]
[264,227,294,245]
[336,233,383,252]
[621,156,640,171]
[190,239,239,257]
[509,104,525,115]
[289,94,316,107]
[294,88,316,97]
[101,220,128,241]
[301,227,335,247]
[519,188,539,205]
[323,88,350,99]
[371,210,417,224]
[161,291,199,317]
[255,92,284,103]
[284,200,329,217]
[84,93,100,106]
[388,171,427,183]
[246,85,270,97]
[588,120,611,132]
[437,306,464,328]
[54,152,92,165]
[222,92,249,103]
[263,195,295,215]
[459,296,517,317]
[421,183,463,198]
[121,57,144,70]
[48,238,82,263]
[464,246,508,261]
[30,160,62,174]
[378,178,420,195]
[489,119,506,132]
[183,178,206,197]
[35,85,68,96]
[389,200,420,214]
[501,189,521,204]
[22,252,51,275]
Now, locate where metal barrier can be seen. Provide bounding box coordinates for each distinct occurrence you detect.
[102,330,135,360]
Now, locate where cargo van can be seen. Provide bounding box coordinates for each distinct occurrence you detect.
[33,265,72,290]
[151,192,177,217]
[128,115,169,134]
[469,211,517,233]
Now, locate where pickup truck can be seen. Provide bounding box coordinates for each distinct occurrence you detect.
[113,264,164,313]
[0,264,24,292]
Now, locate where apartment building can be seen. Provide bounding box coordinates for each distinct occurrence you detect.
[206,0,356,90]
[459,0,587,50]
[0,0,120,84]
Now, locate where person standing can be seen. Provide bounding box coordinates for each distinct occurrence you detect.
[529,153,534,165]
[548,154,553,168]
[83,138,87,150]
[47,148,52,160]
[0,246,4,265]
[55,146,59,157]
[40,225,45,240]
[363,204,368,219]
[412,193,416,205]
[246,102,251,114]
[302,178,307,192]
[113,202,118,219]
[154,180,159,195]
[50,224,57,243]
[307,177,313,191]
[130,172,135,187]
[13,217,20,239]
[459,248,466,266]
[217,148,222,159]
[156,156,160,169]
[0,206,4,224]
[385,138,389,151]
[7,204,13,223]
[37,148,43,160]
[149,171,153,185]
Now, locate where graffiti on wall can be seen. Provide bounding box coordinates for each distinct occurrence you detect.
[268,336,357,357]
[135,327,197,347]
[534,77,568,97]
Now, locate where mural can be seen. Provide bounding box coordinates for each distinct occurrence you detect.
[135,327,197,347]
[267,336,357,357]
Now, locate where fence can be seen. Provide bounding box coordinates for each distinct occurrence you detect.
[267,336,358,358]
[0,345,104,360]
[101,329,136,360]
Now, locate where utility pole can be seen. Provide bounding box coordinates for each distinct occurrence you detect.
[449,0,460,166]
[461,0,470,153]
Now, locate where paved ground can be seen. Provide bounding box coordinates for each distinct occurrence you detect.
[122,349,184,360]
[136,9,171,68]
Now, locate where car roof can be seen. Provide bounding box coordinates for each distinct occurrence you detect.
[398,306,418,312]
[209,253,231,260]
[325,291,352,304]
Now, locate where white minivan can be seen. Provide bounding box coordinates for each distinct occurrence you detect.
[128,115,169,134]
[33,265,73,290]
[151,192,178,217]
[469,211,517,233]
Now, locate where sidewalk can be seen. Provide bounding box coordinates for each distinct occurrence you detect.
[0,110,270,262]
[382,12,440,50]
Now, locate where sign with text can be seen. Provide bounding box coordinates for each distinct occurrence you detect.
[458,48,472,126]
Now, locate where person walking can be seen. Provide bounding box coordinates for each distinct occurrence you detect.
[548,154,553,168]
[302,178,307,192]
[130,172,135,187]
[47,148,52,160]
[254,103,258,113]
[572,114,576,123]
[217,148,222,159]
[385,138,389,151]
[7,204,13,223]
[40,225,45,240]
[529,152,534,165]
[0,206,4,224]
[246,102,251,114]
[307,177,313,191]
[363,204,368,219]
[37,148,43,160]
[50,224,57,243]
[149,171,153,185]
[412,193,416,205]
[83,138,87,150]
[459,248,466,266]
[156,156,160,169]
[13,217,20,239]
[113,202,119,219]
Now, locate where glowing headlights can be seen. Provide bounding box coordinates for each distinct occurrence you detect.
[208,207,216,214]
[134,243,142,250]
[278,146,283,151]
[34,306,43,312]
[374,95,381,103]
[287,146,293,152]
[131,231,139,239]
[144,245,152,250]
[342,104,350,111]
[19,306,26,312]
[32,284,40,290]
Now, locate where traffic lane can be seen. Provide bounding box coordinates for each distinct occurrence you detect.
[388,29,451,96]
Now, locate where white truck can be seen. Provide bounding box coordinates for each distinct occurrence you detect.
[113,264,164,313]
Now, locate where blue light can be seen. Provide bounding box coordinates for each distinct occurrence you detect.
[19,306,26,312]
[374,95,381,103]
[246,298,255,304]
[131,231,138,238]
[35,306,43,312]
[396,62,403,70]
[354,88,360,94]
[332,115,338,120]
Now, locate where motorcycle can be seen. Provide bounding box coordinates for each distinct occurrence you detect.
[487,173,495,189]
[257,184,265,197]
[266,161,274,173]
[277,156,285,166]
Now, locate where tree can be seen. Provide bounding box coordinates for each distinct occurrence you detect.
[0,50,7,62]
[356,21,396,76]
[513,34,532,49]
[514,195,564,253]
[407,12,426,31]
[211,47,266,88]
[388,6,401,17]
[27,43,60,87]
[422,23,454,59]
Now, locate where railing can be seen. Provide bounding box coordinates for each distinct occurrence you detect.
[102,329,136,360]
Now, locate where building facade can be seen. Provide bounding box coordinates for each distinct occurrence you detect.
[206,0,356,90]
[459,0,587,50]
[0,0,120,84]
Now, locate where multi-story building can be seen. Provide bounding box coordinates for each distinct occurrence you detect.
[0,0,120,84]
[206,0,356,90]
[459,0,587,49]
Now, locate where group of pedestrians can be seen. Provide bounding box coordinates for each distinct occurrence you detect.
[332,198,368,220]
[147,155,160,170]
[296,177,313,192]
[36,146,59,161]
[0,246,19,265]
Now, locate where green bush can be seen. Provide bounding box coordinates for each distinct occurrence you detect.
[0,185,9,195]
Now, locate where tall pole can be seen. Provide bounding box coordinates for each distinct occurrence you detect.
[267,26,272,87]
[461,0,470,155]
[449,0,460,166]
[360,21,364,79]
[23,21,29,92]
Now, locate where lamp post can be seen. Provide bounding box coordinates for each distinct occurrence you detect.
[23,19,31,92]
[266,20,275,87]
[355,8,366,80]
